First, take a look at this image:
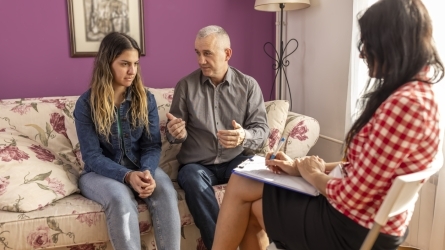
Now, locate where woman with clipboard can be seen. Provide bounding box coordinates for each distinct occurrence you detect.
[212,0,443,249]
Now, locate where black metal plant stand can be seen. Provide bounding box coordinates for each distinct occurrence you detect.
[263,3,299,110]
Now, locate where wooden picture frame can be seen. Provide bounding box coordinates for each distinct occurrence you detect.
[67,0,145,57]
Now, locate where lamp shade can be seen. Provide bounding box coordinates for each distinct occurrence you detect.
[254,0,310,12]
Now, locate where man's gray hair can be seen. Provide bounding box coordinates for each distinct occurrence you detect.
[197,25,231,48]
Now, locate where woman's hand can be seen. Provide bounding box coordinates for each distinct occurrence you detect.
[297,156,332,196]
[297,156,326,180]
[126,170,157,198]
[265,151,301,176]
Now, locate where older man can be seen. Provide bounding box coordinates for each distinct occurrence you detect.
[166,25,269,249]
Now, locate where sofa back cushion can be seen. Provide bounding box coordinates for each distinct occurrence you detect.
[0,97,81,212]
[148,88,181,181]
[0,97,80,167]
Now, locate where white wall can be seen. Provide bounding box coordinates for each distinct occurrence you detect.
[282,0,353,162]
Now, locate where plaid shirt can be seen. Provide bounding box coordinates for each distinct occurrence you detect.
[326,80,440,236]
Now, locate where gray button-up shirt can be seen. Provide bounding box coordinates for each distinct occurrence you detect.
[166,67,269,165]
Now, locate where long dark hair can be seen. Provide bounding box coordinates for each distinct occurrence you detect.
[344,0,444,157]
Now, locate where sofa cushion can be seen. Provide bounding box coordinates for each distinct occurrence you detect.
[255,100,290,155]
[281,112,320,158]
[0,97,81,212]
[0,128,79,212]
[0,183,225,250]
[148,87,181,181]
[0,97,80,167]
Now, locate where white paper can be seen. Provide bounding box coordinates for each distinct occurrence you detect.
[233,155,318,196]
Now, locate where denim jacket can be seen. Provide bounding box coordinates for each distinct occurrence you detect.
[74,89,161,183]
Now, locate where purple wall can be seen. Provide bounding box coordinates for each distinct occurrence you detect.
[0,1,275,100]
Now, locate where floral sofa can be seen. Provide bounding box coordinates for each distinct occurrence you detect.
[0,87,320,250]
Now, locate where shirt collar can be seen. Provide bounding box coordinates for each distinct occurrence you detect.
[124,88,132,101]
[200,67,233,85]
[225,67,233,85]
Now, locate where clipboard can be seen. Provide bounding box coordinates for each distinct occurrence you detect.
[233,155,343,196]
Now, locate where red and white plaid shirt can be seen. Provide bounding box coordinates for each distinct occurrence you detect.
[326,80,440,236]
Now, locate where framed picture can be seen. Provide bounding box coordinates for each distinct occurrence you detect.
[67,0,145,57]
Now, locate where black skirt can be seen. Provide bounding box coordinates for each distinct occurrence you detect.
[263,184,407,250]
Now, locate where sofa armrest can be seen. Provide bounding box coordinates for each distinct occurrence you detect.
[280,112,320,159]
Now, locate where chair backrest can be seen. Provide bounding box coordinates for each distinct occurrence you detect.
[360,165,441,250]
[374,166,440,226]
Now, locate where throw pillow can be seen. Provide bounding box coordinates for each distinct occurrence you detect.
[281,112,320,158]
[0,128,79,212]
[0,97,81,212]
[0,97,81,171]
[256,100,289,156]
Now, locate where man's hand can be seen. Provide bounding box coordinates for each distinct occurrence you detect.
[126,170,156,198]
[166,113,186,140]
[217,120,246,148]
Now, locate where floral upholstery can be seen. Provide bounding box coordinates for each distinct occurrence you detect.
[255,100,289,155]
[146,88,181,181]
[0,97,81,213]
[0,88,320,250]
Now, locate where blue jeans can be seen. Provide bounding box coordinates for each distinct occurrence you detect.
[177,153,251,249]
[79,167,180,250]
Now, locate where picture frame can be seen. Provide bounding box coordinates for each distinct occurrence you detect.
[67,0,145,57]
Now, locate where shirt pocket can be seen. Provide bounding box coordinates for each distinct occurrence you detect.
[130,126,143,140]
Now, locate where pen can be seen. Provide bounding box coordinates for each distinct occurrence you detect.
[270,137,285,160]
